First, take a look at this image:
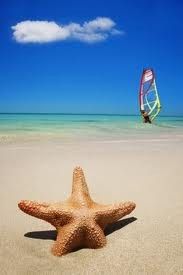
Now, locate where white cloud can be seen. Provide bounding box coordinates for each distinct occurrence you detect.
[12,17,123,44]
[12,21,69,43]
[83,17,115,32]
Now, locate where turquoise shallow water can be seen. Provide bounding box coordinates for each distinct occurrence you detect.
[0,114,183,141]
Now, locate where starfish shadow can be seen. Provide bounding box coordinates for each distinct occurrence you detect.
[104,216,137,236]
[24,217,137,240]
[25,230,57,240]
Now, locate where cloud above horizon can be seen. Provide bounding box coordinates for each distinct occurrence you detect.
[11,17,123,44]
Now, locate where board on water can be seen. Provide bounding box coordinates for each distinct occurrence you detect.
[139,68,161,121]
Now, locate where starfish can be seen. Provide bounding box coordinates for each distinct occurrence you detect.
[18,167,136,256]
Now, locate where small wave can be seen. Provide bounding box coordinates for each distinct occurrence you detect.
[154,123,178,129]
[69,120,99,123]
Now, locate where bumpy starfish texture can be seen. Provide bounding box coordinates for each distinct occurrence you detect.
[18,167,136,256]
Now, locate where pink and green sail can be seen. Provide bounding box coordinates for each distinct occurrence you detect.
[139,68,161,121]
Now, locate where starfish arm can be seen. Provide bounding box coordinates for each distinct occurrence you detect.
[18,200,73,227]
[18,200,50,218]
[84,221,107,249]
[51,222,83,256]
[94,201,136,228]
[70,167,93,206]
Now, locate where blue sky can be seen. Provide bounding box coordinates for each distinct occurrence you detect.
[0,0,183,115]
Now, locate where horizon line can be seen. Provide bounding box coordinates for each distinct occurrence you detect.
[0,112,182,117]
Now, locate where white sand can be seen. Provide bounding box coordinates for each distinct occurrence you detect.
[0,138,183,274]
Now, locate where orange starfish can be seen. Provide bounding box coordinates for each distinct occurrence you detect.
[18,167,136,256]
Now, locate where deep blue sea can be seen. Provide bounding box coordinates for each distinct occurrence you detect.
[0,114,183,141]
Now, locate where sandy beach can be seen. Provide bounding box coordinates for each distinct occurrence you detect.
[1,0,183,272]
[0,136,183,275]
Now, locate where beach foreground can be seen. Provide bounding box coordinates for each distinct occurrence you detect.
[0,138,183,275]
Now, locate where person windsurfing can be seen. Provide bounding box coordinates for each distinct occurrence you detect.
[139,68,161,124]
[141,110,151,124]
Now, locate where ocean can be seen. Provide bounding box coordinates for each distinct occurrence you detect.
[0,114,183,142]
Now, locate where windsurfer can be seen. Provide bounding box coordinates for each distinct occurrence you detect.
[141,110,151,124]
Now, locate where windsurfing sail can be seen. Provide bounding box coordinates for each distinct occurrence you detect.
[139,68,161,121]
